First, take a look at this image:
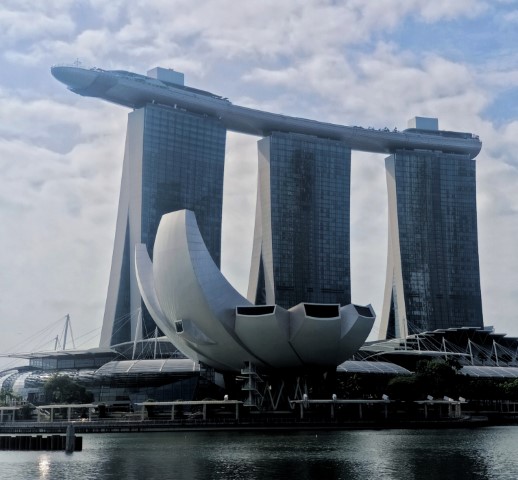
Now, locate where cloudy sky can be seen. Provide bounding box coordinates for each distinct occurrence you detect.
[1,0,518,367]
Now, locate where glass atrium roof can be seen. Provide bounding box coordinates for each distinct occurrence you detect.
[337,360,412,375]
[95,359,200,376]
[460,366,518,378]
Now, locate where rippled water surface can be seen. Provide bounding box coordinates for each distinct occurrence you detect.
[2,427,518,479]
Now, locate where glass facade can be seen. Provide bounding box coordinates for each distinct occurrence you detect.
[104,104,226,345]
[140,105,226,263]
[385,150,483,335]
[29,354,116,370]
[252,132,351,309]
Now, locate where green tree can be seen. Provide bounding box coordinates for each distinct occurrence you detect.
[387,359,462,401]
[501,379,518,400]
[387,376,418,401]
[0,388,21,406]
[17,403,35,420]
[414,358,460,398]
[43,374,93,404]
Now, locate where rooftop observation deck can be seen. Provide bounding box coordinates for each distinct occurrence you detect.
[51,65,482,158]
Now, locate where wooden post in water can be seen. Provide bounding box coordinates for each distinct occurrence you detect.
[66,424,75,453]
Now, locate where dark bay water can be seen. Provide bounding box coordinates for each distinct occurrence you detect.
[2,427,518,479]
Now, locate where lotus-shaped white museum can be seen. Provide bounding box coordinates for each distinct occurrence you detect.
[135,210,375,372]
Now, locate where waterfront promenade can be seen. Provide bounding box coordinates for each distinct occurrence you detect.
[0,414,509,434]
[2,398,517,434]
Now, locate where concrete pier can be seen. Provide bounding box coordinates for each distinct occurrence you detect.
[0,433,82,451]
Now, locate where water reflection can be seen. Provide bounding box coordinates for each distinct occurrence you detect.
[365,430,491,480]
[1,427,518,479]
[38,455,50,479]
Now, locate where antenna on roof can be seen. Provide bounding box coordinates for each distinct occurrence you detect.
[58,314,76,351]
[63,314,70,350]
[132,309,143,360]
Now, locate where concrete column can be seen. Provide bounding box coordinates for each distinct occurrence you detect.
[66,424,75,453]
[203,404,207,420]
[67,407,72,421]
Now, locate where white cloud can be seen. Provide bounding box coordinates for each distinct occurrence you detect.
[0,2,76,47]
[413,0,488,21]
[0,89,125,360]
[503,9,518,23]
